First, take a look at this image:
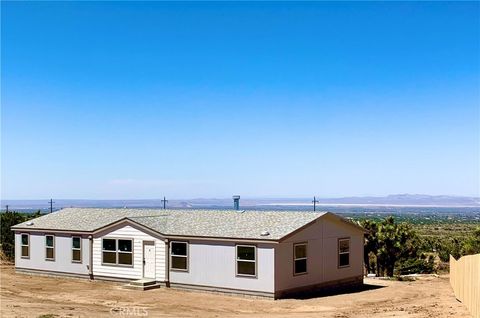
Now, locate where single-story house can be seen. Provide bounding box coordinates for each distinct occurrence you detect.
[12,208,364,298]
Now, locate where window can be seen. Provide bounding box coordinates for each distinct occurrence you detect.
[118,239,133,265]
[45,235,55,261]
[103,239,117,264]
[72,237,82,263]
[294,243,307,275]
[21,234,29,258]
[338,238,350,268]
[102,238,133,266]
[170,241,188,271]
[236,245,256,277]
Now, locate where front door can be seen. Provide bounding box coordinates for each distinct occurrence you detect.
[143,241,156,279]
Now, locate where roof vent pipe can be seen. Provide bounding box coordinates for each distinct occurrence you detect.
[233,195,240,211]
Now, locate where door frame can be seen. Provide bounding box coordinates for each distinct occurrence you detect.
[142,240,156,279]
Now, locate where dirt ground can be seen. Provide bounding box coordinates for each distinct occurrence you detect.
[0,264,471,318]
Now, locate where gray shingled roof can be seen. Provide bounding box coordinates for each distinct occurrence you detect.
[130,210,326,240]
[12,208,327,240]
[12,208,169,232]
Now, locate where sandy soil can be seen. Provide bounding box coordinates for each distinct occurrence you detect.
[0,264,471,318]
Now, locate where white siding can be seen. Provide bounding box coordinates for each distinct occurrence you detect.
[169,240,275,293]
[92,223,166,281]
[15,232,90,275]
[155,240,166,279]
[274,215,364,292]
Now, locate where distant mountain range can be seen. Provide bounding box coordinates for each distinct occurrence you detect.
[1,194,479,211]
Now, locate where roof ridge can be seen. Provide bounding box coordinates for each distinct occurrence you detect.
[129,214,169,218]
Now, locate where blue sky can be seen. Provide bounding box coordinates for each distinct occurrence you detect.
[1,2,479,199]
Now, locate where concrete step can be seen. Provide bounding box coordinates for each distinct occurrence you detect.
[128,278,157,287]
[123,283,161,291]
[124,278,160,290]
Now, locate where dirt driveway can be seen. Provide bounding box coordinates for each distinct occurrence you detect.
[0,264,471,318]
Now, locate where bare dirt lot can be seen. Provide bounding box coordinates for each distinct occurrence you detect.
[0,264,471,318]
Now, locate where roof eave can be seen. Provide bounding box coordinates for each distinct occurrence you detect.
[163,233,279,244]
[11,227,92,234]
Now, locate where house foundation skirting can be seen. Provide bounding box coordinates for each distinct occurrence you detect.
[15,268,137,283]
[167,282,275,298]
[275,275,364,299]
[16,267,91,280]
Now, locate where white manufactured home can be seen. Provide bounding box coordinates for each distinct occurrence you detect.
[12,208,364,298]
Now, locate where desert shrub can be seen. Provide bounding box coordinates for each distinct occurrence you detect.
[417,236,436,253]
[0,210,41,260]
[395,256,435,275]
[436,238,463,262]
[0,211,26,259]
[461,227,480,256]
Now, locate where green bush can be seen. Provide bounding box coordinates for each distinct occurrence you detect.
[461,227,480,256]
[395,256,435,275]
[436,238,463,262]
[0,210,41,260]
[0,211,26,259]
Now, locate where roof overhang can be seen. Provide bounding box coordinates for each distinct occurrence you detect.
[12,228,91,234]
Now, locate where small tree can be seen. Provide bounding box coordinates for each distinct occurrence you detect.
[377,218,418,277]
[376,217,398,276]
[461,227,480,256]
[361,219,379,274]
[436,237,462,262]
[362,216,421,277]
[0,211,26,259]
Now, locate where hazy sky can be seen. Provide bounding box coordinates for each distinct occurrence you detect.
[1,2,479,199]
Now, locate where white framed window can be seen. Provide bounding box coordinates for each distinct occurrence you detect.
[102,238,133,266]
[170,241,188,271]
[45,235,55,261]
[118,239,133,265]
[21,233,29,258]
[236,245,256,277]
[72,236,82,263]
[338,238,350,268]
[294,243,307,275]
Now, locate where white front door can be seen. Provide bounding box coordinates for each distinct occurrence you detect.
[143,241,156,279]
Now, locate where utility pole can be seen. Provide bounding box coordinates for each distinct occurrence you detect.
[161,196,168,210]
[5,205,9,213]
[48,199,55,214]
[312,196,319,212]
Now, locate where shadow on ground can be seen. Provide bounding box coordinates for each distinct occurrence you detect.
[284,283,385,300]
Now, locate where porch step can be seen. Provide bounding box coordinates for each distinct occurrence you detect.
[124,279,160,291]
